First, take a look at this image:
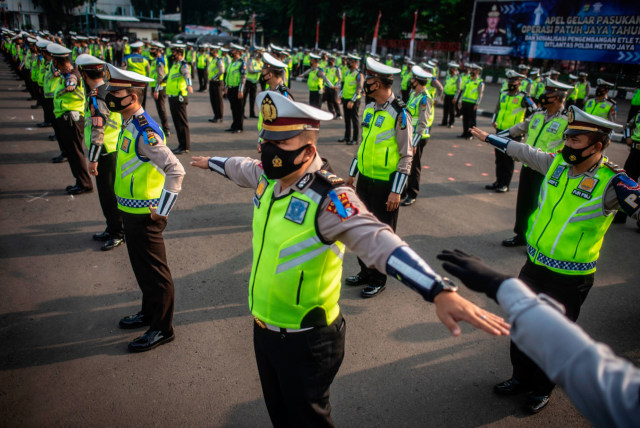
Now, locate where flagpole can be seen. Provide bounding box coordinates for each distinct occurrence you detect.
[409,10,417,59]
[371,11,381,56]
[315,20,319,50]
[341,13,346,53]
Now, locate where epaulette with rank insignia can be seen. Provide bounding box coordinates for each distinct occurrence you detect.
[315,169,344,186]
[90,88,98,97]
[603,160,624,173]
[136,114,149,126]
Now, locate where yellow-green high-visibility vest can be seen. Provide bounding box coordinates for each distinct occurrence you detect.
[444,74,459,96]
[526,155,618,275]
[307,68,323,91]
[166,61,188,96]
[584,98,614,119]
[461,78,482,103]
[358,101,405,180]
[496,92,526,130]
[576,81,588,99]
[407,89,433,139]
[342,70,360,100]
[249,174,345,328]
[524,111,568,153]
[225,59,243,87]
[84,86,122,153]
[54,71,85,118]
[114,112,166,214]
[125,54,149,76]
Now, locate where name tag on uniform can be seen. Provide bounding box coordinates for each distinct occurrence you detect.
[548,122,560,133]
[363,112,373,128]
[121,137,131,153]
[531,118,540,129]
[284,197,309,225]
[374,116,385,128]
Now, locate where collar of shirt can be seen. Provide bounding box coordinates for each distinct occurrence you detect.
[123,107,145,127]
[374,92,395,111]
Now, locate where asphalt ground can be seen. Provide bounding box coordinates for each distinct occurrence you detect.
[1,60,639,427]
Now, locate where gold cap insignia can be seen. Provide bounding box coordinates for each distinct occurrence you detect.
[105,68,111,81]
[568,108,575,123]
[261,95,277,122]
[272,155,282,168]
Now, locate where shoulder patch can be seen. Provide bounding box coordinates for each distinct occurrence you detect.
[325,191,359,221]
[604,160,624,173]
[315,169,344,186]
[144,130,159,146]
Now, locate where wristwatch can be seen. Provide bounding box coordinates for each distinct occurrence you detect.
[430,277,458,301]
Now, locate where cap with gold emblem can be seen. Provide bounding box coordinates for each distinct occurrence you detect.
[256,91,333,140]
[76,53,106,70]
[488,4,500,17]
[565,105,622,136]
[105,63,154,92]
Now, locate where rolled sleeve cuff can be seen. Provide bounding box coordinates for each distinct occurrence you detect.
[208,156,229,177]
[390,171,409,194]
[88,143,102,163]
[155,189,179,216]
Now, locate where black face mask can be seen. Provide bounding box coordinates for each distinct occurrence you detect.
[539,94,556,106]
[561,142,596,165]
[595,88,606,96]
[259,72,269,85]
[411,80,418,90]
[508,83,518,92]
[363,80,378,96]
[260,142,310,179]
[105,92,133,112]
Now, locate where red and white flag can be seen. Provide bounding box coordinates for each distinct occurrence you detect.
[371,11,381,55]
[251,13,256,46]
[315,19,320,50]
[341,13,346,53]
[409,10,418,59]
[288,16,293,49]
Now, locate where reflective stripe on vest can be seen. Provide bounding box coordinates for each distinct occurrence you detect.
[114,112,166,214]
[496,92,526,130]
[358,104,401,180]
[524,112,568,153]
[249,175,344,329]
[526,155,617,275]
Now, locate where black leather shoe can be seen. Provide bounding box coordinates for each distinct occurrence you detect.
[128,329,175,353]
[232,129,243,133]
[224,128,235,132]
[119,312,151,329]
[495,185,509,193]
[101,238,124,251]
[401,197,416,206]
[524,393,550,414]
[66,185,75,191]
[48,134,56,141]
[457,134,468,138]
[51,154,67,163]
[93,231,110,241]
[67,185,93,195]
[502,235,526,247]
[172,147,189,155]
[338,138,348,143]
[345,273,368,287]
[485,182,498,190]
[361,284,386,298]
[493,377,527,396]
[37,121,51,127]
[208,118,217,123]
[30,104,40,109]
[347,140,357,145]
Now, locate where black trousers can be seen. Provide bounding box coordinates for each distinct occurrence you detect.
[513,165,545,238]
[613,148,640,222]
[493,130,515,187]
[254,314,346,428]
[228,87,244,131]
[324,88,341,118]
[56,114,92,189]
[309,91,322,109]
[154,88,170,132]
[168,95,190,150]
[197,67,207,91]
[341,98,361,142]
[511,260,594,395]
[50,107,66,156]
[96,151,123,239]
[441,94,456,126]
[42,97,55,126]
[461,102,477,136]
[404,138,429,199]
[355,175,398,286]
[140,85,147,109]
[121,212,175,333]
[209,80,224,120]
[243,80,258,117]
[401,89,410,103]
[575,98,586,109]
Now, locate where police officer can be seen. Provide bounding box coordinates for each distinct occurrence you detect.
[440,62,460,128]
[195,44,210,92]
[471,106,640,414]
[486,70,533,193]
[456,64,484,139]
[243,46,263,119]
[501,78,571,247]
[584,79,616,121]
[224,43,246,133]
[400,57,414,102]
[628,83,640,122]
[401,65,434,207]
[48,43,93,195]
[190,91,509,427]
[207,44,225,123]
[297,53,332,109]
[105,64,185,352]
[517,64,533,97]
[76,54,124,251]
[613,109,640,227]
[529,68,544,103]
[338,53,363,145]
[345,57,413,298]
[259,52,292,98]
[165,42,193,154]
[565,73,578,108]
[123,41,150,108]
[323,55,342,119]
[575,72,590,109]
[150,41,171,136]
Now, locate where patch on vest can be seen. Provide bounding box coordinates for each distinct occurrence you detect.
[253,176,268,208]
[548,164,565,187]
[91,116,103,127]
[326,192,359,221]
[577,177,599,193]
[374,116,386,128]
[121,137,131,153]
[531,118,541,129]
[284,197,309,225]
[363,112,373,128]
[548,122,561,133]
[572,188,593,200]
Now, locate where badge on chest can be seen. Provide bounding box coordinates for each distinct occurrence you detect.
[548,164,566,187]
[284,197,309,225]
[572,177,599,200]
[363,112,373,128]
